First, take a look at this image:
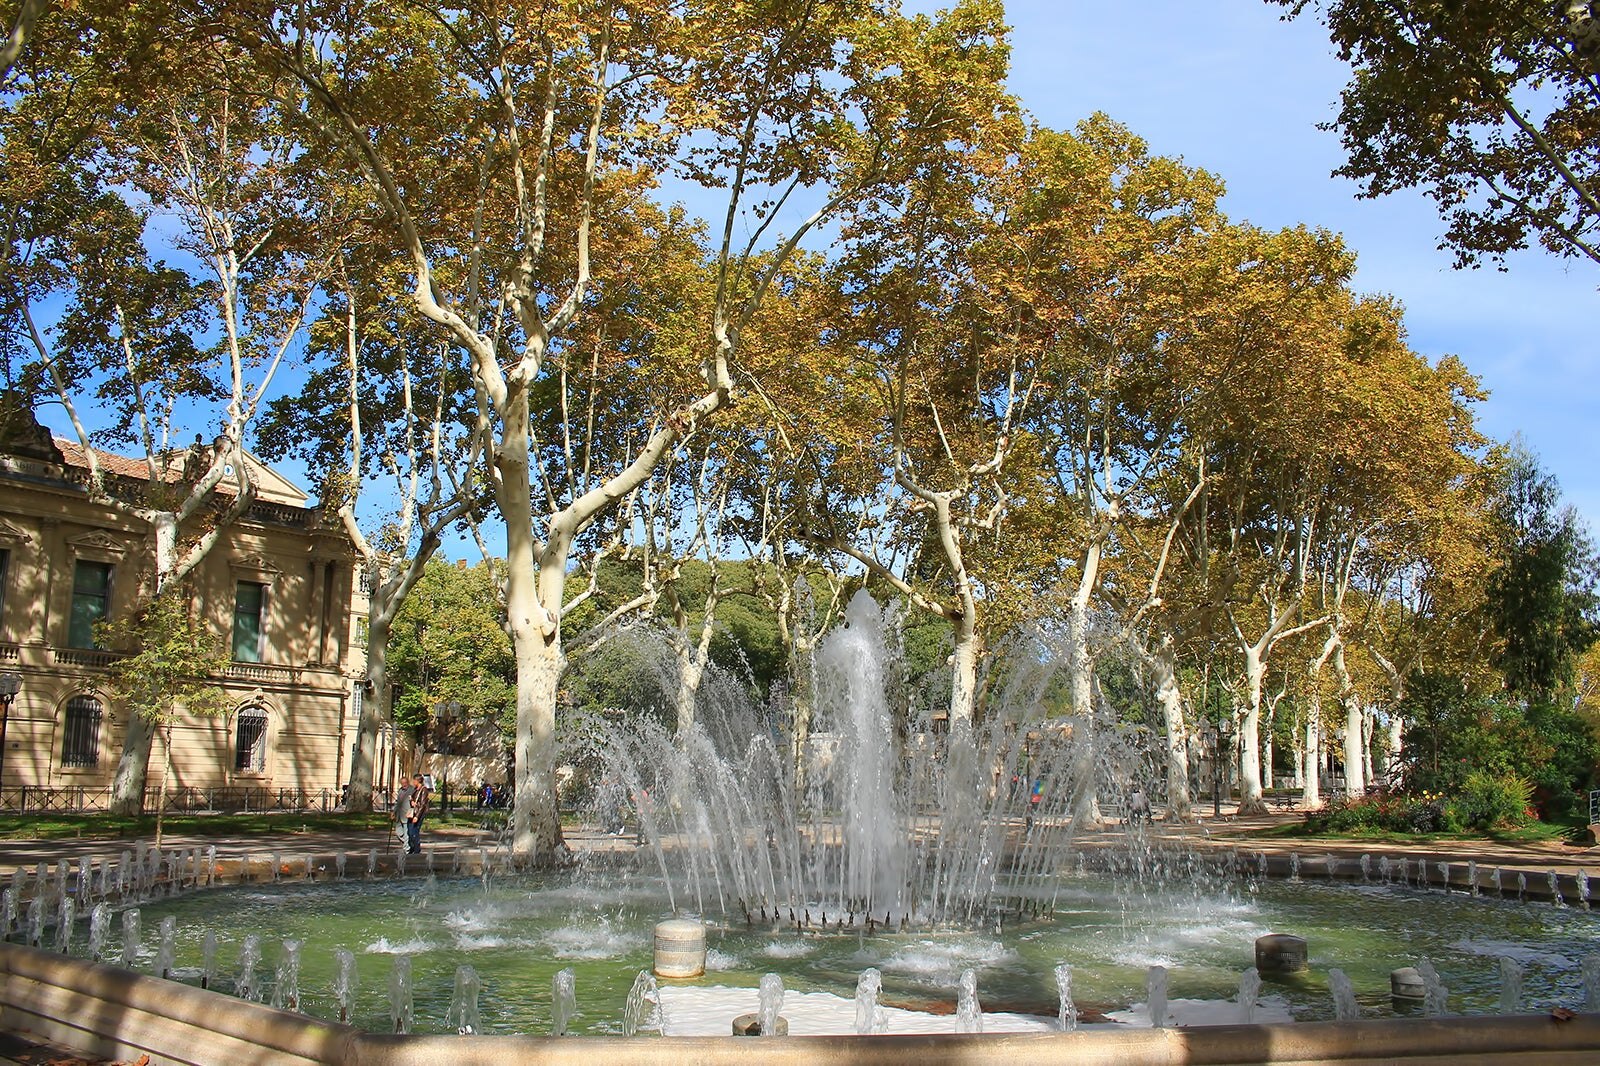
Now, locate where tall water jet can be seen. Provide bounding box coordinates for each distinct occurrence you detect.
[449,964,482,1035]
[332,948,358,1024]
[757,973,786,1037]
[954,969,982,1034]
[87,903,110,962]
[1054,963,1077,1032]
[1288,854,1301,882]
[1548,870,1564,907]
[855,968,885,1035]
[1498,956,1524,1014]
[815,594,906,917]
[1329,968,1358,1020]
[201,932,219,990]
[595,591,1141,930]
[273,939,303,1011]
[622,971,659,1037]
[1418,958,1447,1017]
[120,908,140,968]
[236,935,262,1002]
[53,898,74,955]
[25,897,42,948]
[1146,965,1169,1028]
[1237,967,1262,1023]
[389,956,414,1034]
[155,916,176,978]
[1359,854,1371,882]
[552,968,576,1036]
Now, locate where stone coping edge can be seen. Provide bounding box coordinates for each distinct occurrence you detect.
[5,944,1600,1065]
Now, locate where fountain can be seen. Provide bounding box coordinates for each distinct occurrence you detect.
[1329,968,1358,1021]
[758,972,786,1037]
[594,592,1136,929]
[53,899,74,956]
[155,915,175,979]
[120,907,140,968]
[7,596,1600,1053]
[273,939,303,1012]
[1498,956,1523,1014]
[623,971,659,1037]
[1418,958,1447,1017]
[855,968,885,1034]
[333,948,358,1023]
[388,956,413,1034]
[1053,964,1076,1032]
[1237,967,1262,1023]
[201,932,219,990]
[236,934,262,1002]
[448,964,482,1034]
[553,968,577,1036]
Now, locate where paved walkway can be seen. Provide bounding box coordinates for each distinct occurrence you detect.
[0,806,1593,880]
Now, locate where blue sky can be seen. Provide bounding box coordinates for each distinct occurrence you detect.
[940,0,1598,527]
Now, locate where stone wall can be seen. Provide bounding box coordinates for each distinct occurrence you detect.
[4,942,1600,1065]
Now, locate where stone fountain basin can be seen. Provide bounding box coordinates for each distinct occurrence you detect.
[101,863,1600,1035]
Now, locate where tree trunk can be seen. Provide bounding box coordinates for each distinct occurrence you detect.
[1237,646,1268,814]
[1384,715,1404,783]
[1067,542,1101,720]
[501,399,566,864]
[344,616,392,813]
[949,620,981,725]
[1332,642,1364,795]
[674,652,706,738]
[1303,712,1321,808]
[108,513,182,814]
[1151,642,1192,821]
[1361,706,1376,788]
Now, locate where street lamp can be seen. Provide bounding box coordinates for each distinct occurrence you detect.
[1201,715,1233,817]
[0,672,22,792]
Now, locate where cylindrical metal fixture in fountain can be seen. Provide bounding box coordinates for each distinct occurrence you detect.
[1255,933,1308,973]
[732,1013,789,1035]
[1391,966,1426,1000]
[653,918,706,978]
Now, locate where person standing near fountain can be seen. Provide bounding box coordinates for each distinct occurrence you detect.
[394,778,415,850]
[404,774,431,854]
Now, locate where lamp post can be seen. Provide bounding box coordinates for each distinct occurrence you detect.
[430,700,463,813]
[1201,715,1233,817]
[0,672,22,795]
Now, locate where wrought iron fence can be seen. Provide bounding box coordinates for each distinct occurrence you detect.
[1590,788,1599,826]
[0,785,356,815]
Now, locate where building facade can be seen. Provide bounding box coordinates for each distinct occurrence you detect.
[0,415,364,808]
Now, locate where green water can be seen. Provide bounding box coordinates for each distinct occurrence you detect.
[117,869,1600,1034]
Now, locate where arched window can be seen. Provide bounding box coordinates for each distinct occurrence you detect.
[234,706,268,772]
[61,696,103,768]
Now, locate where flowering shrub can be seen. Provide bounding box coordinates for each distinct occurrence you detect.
[1303,777,1533,836]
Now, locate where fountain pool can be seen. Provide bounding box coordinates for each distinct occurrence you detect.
[114,856,1600,1035]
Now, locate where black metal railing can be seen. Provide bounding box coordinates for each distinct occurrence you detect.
[0,785,351,815]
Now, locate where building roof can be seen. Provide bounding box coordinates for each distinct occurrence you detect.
[53,438,309,507]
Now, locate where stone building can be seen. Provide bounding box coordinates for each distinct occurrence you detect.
[0,414,365,808]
